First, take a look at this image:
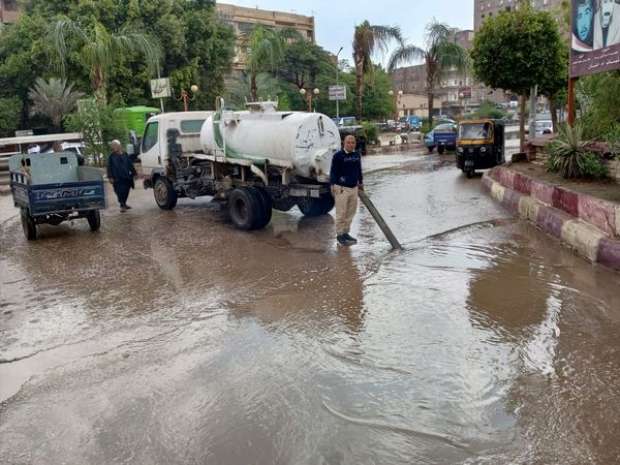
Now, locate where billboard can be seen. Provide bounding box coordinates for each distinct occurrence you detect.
[571,0,620,77]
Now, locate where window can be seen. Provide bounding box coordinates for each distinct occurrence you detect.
[142,122,159,152]
[180,120,205,134]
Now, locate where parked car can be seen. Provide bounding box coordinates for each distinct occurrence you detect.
[333,116,357,127]
[426,123,457,153]
[535,120,553,135]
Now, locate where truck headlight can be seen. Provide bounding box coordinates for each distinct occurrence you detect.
[480,147,487,153]
[457,147,464,153]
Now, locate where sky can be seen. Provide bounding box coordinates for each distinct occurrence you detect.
[224,0,475,66]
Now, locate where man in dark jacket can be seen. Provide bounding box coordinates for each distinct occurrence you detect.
[107,140,137,212]
[330,135,364,246]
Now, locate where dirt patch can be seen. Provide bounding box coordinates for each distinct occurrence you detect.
[510,161,620,204]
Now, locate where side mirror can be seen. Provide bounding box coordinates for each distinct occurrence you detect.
[127,143,135,155]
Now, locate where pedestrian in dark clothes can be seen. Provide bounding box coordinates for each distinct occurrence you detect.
[330,135,364,246]
[107,140,137,212]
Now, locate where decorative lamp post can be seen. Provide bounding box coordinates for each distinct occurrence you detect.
[180,84,199,112]
[300,87,320,112]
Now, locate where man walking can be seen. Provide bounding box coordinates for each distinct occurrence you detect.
[330,135,364,246]
[107,140,137,212]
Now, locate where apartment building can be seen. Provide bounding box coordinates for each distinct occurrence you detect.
[475,0,565,31]
[0,0,20,24]
[216,3,315,72]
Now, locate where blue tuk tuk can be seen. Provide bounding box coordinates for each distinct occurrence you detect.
[9,152,106,240]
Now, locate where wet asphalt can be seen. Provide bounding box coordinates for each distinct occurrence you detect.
[1,152,619,465]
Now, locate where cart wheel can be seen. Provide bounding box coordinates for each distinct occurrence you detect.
[20,208,37,241]
[87,210,101,232]
[228,187,261,230]
[438,146,445,155]
[297,194,335,217]
[427,146,435,153]
[154,177,178,210]
[466,169,475,179]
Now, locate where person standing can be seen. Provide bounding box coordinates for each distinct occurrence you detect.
[330,135,364,246]
[107,140,137,212]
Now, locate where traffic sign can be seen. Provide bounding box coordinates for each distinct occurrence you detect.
[329,85,347,101]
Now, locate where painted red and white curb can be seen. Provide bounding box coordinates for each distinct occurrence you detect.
[482,166,620,271]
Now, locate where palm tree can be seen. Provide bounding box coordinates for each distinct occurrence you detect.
[28,77,84,130]
[389,21,468,127]
[50,19,160,102]
[243,26,285,102]
[353,21,403,120]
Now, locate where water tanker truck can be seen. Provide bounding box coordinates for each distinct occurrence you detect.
[138,99,341,230]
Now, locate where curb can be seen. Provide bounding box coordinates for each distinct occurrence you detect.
[488,166,619,238]
[482,169,620,271]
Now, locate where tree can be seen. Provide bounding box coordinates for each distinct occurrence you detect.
[0,97,22,137]
[279,31,336,93]
[471,2,565,150]
[539,42,569,133]
[28,77,84,130]
[50,18,160,102]
[352,21,402,120]
[243,26,285,102]
[389,21,468,127]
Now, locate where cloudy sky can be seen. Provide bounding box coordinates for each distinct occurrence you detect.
[223,0,475,65]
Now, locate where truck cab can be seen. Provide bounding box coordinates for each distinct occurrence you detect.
[139,111,213,171]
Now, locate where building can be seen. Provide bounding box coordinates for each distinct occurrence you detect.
[216,3,315,72]
[394,93,429,118]
[0,0,20,24]
[474,0,565,31]
[390,29,484,118]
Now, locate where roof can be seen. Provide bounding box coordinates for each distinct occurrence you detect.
[0,132,83,147]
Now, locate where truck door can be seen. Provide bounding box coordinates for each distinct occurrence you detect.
[140,121,161,170]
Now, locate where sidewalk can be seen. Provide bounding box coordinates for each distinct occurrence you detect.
[482,163,620,272]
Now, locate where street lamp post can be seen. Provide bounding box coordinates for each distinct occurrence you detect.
[300,88,320,112]
[335,46,343,120]
[180,84,199,112]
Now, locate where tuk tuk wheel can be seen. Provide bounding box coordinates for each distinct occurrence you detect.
[87,210,101,232]
[20,208,37,241]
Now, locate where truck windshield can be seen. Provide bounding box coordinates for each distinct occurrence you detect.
[459,123,491,139]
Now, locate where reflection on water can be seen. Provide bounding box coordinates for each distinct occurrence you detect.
[1,167,619,465]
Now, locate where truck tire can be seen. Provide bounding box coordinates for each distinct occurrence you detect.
[297,194,335,217]
[228,187,262,230]
[87,210,101,232]
[154,177,178,210]
[20,208,37,241]
[250,187,273,229]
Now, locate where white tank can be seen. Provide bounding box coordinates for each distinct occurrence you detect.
[200,101,341,182]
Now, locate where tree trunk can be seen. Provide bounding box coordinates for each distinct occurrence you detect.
[549,96,558,133]
[427,91,434,128]
[355,55,364,121]
[519,94,527,153]
[250,72,258,102]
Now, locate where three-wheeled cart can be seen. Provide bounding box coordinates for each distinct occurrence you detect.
[9,152,106,240]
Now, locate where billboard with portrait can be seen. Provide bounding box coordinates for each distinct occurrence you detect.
[571,0,620,76]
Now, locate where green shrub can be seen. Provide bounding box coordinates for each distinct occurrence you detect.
[604,124,620,157]
[65,99,128,166]
[546,124,608,179]
[361,121,378,144]
[0,97,22,137]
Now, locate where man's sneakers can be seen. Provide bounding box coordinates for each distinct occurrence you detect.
[120,204,132,212]
[337,233,358,246]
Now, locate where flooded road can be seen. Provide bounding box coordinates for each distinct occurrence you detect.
[1,154,619,465]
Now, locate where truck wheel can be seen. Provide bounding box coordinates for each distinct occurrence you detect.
[438,146,445,155]
[297,194,335,217]
[228,187,261,230]
[87,210,101,232]
[250,187,273,229]
[154,177,178,210]
[20,208,37,241]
